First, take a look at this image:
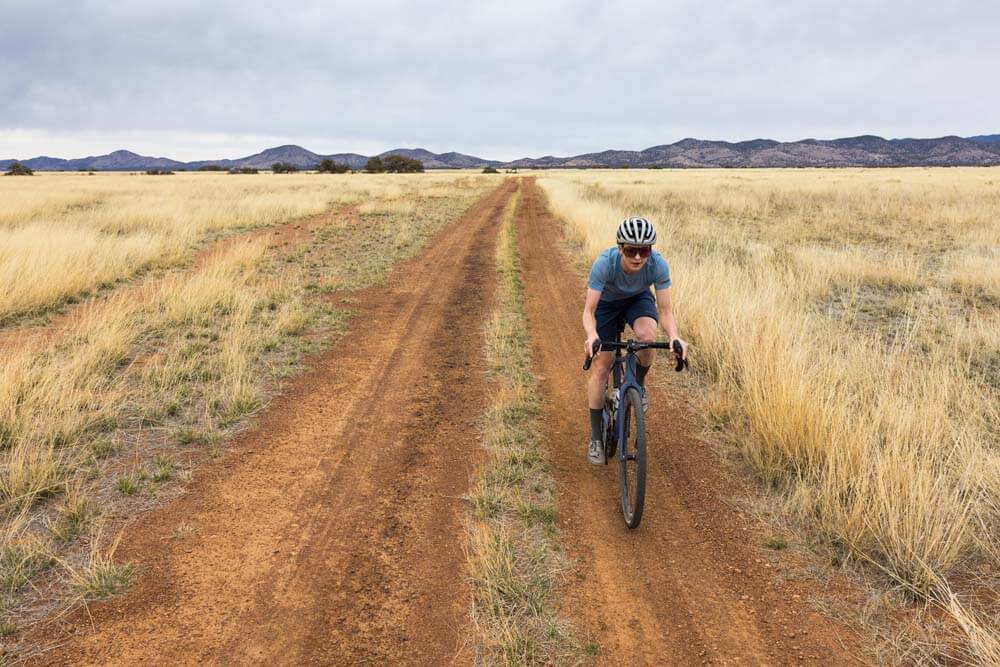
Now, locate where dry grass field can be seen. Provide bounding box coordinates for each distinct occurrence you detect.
[539,168,1000,663]
[0,171,493,635]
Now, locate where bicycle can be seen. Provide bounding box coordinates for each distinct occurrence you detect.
[583,325,688,528]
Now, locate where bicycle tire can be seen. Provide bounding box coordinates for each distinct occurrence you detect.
[603,397,617,460]
[619,387,646,528]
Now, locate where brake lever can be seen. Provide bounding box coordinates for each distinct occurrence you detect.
[582,340,601,371]
[672,339,689,372]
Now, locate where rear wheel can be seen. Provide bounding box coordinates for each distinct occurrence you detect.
[619,387,646,528]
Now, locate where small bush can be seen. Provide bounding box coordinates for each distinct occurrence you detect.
[317,158,350,174]
[382,154,424,173]
[197,165,225,171]
[483,166,499,174]
[228,167,259,175]
[145,169,174,175]
[4,161,34,176]
[271,162,299,174]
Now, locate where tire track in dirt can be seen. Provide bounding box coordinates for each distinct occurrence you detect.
[515,179,863,666]
[28,181,517,666]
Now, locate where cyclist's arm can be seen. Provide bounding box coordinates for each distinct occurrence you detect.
[655,287,687,357]
[582,288,602,357]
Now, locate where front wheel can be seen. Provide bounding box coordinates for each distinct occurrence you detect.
[619,387,646,528]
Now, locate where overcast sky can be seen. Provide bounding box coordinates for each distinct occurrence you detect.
[2,0,997,161]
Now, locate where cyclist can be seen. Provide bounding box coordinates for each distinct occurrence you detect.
[582,216,688,465]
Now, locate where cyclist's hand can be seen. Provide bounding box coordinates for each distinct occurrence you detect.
[671,337,689,372]
[584,336,601,359]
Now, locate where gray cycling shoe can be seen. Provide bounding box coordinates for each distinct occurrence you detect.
[588,439,606,465]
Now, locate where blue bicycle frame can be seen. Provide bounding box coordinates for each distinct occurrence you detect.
[606,343,643,463]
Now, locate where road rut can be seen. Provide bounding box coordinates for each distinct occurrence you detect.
[515,179,862,666]
[31,181,517,666]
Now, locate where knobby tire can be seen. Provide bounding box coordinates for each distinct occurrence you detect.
[619,387,646,528]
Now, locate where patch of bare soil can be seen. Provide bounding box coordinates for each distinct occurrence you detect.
[515,178,865,665]
[23,182,516,665]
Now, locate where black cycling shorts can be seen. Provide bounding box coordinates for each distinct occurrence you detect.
[595,290,658,350]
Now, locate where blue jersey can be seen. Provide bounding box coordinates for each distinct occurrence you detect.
[587,247,671,301]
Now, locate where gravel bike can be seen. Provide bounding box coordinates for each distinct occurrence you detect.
[583,326,687,528]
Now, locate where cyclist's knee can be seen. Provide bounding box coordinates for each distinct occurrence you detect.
[589,352,613,375]
[633,318,657,343]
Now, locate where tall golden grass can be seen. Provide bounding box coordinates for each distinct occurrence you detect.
[0,172,493,634]
[0,172,473,322]
[538,167,1000,663]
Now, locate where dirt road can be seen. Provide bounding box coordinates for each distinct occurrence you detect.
[28,178,862,665]
[514,179,862,665]
[31,181,516,665]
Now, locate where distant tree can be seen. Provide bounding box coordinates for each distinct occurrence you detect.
[271,162,299,174]
[317,158,350,174]
[145,169,174,175]
[482,166,499,174]
[382,154,424,173]
[228,167,259,175]
[198,165,225,171]
[4,161,34,176]
[364,156,385,173]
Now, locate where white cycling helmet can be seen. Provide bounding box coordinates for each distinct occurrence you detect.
[616,216,656,246]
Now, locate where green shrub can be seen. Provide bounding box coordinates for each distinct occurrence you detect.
[4,161,33,176]
[364,156,385,173]
[317,158,350,174]
[382,154,424,173]
[271,162,299,174]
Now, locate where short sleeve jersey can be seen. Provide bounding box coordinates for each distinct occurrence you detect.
[587,247,671,301]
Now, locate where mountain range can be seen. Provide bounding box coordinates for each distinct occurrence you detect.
[4,135,1000,172]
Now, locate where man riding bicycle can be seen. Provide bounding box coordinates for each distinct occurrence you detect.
[582,216,688,465]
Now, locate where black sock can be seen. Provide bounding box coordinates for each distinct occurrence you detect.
[636,362,651,387]
[590,409,604,441]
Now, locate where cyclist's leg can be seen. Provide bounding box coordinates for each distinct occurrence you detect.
[587,300,622,463]
[625,291,660,374]
[587,352,613,410]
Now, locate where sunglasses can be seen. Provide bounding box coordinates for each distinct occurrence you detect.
[620,245,651,259]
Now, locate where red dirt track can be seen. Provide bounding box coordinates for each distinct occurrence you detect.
[29,181,515,665]
[515,178,862,665]
[25,178,864,665]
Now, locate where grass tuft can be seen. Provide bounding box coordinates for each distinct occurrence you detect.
[48,483,97,543]
[763,535,788,550]
[114,475,139,496]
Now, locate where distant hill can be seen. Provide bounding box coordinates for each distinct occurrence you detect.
[501,135,1000,169]
[3,135,999,171]
[967,134,1000,144]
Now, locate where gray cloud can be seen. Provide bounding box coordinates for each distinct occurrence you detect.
[2,0,997,160]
